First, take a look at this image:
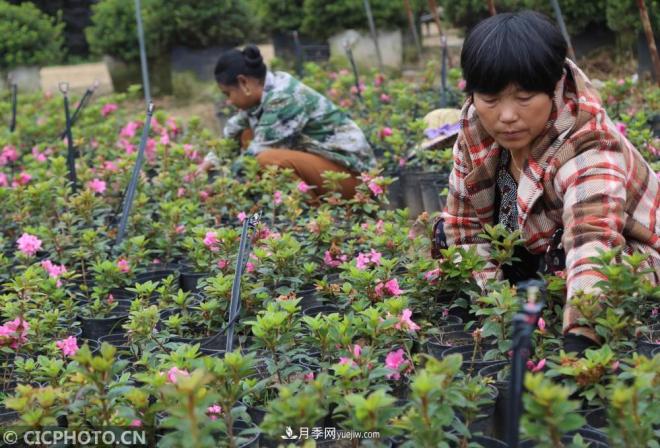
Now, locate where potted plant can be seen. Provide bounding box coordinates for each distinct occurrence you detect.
[86,0,173,95]
[0,1,65,91]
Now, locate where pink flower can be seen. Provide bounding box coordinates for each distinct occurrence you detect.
[120,139,136,154]
[353,344,362,358]
[385,279,403,296]
[17,233,42,257]
[41,260,67,279]
[31,146,47,162]
[87,178,106,194]
[380,127,393,139]
[395,309,420,333]
[166,117,179,135]
[56,336,79,357]
[617,79,625,86]
[246,262,255,273]
[12,172,32,187]
[0,145,19,165]
[368,181,384,196]
[0,173,8,187]
[129,419,142,428]
[207,404,222,421]
[615,121,627,136]
[323,251,347,268]
[107,294,115,305]
[274,191,282,205]
[117,258,130,273]
[356,253,371,270]
[380,93,391,103]
[375,220,384,235]
[424,268,441,282]
[166,366,190,384]
[297,181,311,193]
[101,103,118,117]
[203,232,219,251]
[339,99,353,108]
[160,132,170,146]
[611,360,620,372]
[526,358,546,373]
[103,161,119,172]
[385,349,409,380]
[175,224,186,234]
[537,317,546,333]
[237,212,247,222]
[0,318,29,349]
[217,259,229,270]
[458,79,467,91]
[152,259,161,264]
[120,121,140,138]
[177,187,186,198]
[199,191,209,202]
[339,357,355,366]
[398,157,407,168]
[374,73,385,87]
[304,372,315,381]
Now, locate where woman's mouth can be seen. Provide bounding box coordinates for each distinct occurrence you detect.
[500,130,525,139]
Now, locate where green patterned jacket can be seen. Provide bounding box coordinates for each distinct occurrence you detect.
[205,71,375,173]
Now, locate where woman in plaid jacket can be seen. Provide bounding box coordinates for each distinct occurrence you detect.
[437,11,659,352]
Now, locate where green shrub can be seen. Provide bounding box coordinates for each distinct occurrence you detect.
[0,1,65,69]
[249,0,305,36]
[300,0,425,39]
[85,0,172,63]
[168,0,257,48]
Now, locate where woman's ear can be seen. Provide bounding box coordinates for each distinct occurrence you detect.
[237,75,251,96]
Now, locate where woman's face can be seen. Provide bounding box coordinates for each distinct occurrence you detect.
[473,84,553,155]
[218,76,262,110]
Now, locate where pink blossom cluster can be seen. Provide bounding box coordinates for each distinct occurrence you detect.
[204,231,219,252]
[0,318,30,349]
[11,172,32,188]
[101,103,118,117]
[423,268,442,283]
[392,309,420,333]
[297,181,311,193]
[385,349,411,380]
[0,145,18,166]
[183,144,201,163]
[526,358,546,373]
[355,249,382,270]
[207,404,222,421]
[117,258,130,273]
[16,233,42,257]
[324,250,348,268]
[166,366,190,384]
[375,278,403,297]
[87,178,107,194]
[56,336,79,357]
[339,344,363,367]
[360,173,385,196]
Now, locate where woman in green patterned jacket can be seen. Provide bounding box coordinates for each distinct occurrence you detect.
[197,45,376,199]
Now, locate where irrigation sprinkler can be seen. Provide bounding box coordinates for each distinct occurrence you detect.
[344,43,362,101]
[59,82,78,193]
[59,80,100,139]
[134,0,151,104]
[9,78,17,133]
[115,102,154,246]
[506,279,546,448]
[362,0,384,71]
[549,0,576,61]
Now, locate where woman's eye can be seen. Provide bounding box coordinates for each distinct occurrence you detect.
[518,95,534,101]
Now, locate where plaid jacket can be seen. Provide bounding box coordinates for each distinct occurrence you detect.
[442,59,660,333]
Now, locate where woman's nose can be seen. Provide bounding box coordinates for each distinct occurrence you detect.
[499,104,519,123]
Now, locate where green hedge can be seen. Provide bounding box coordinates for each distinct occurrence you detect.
[0,0,65,69]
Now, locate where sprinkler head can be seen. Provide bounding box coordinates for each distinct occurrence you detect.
[58,82,69,95]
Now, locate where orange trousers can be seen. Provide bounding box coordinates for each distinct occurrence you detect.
[241,130,359,199]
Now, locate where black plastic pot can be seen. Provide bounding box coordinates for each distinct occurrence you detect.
[441,344,502,374]
[78,302,129,340]
[450,435,508,448]
[179,269,209,293]
[0,405,18,424]
[479,361,517,442]
[426,331,472,359]
[585,407,608,430]
[653,345,660,357]
[134,268,181,286]
[302,305,340,317]
[298,289,323,311]
[80,338,100,354]
[637,323,660,357]
[167,333,240,352]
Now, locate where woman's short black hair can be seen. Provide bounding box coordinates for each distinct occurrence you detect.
[460,11,567,96]
[214,44,267,86]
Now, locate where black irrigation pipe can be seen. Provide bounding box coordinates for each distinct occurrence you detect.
[506,280,546,448]
[440,34,448,107]
[115,102,154,246]
[59,80,99,139]
[59,82,78,193]
[345,45,363,101]
[9,82,17,133]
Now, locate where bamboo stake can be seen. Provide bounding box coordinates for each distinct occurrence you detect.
[403,0,423,58]
[486,0,496,16]
[637,0,660,84]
